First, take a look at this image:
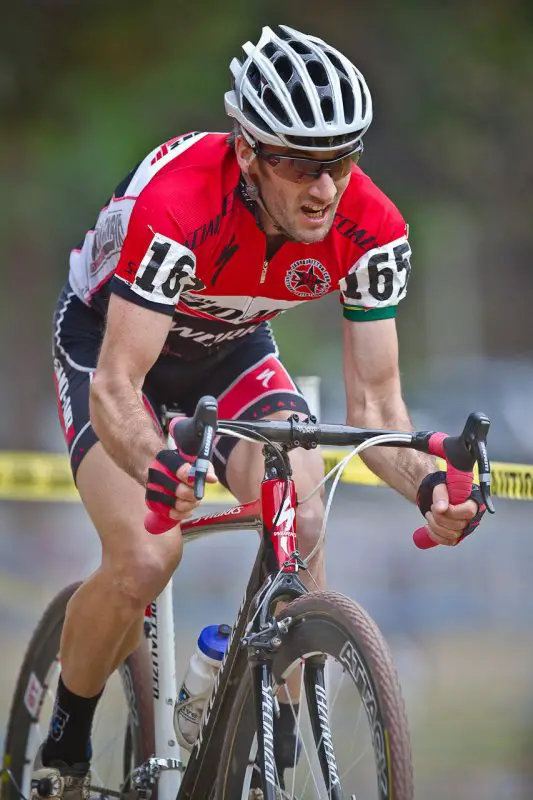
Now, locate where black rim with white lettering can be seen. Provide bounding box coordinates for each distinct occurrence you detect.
[215,590,413,800]
[2,582,154,800]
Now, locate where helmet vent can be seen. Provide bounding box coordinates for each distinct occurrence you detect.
[262,42,278,59]
[273,54,294,82]
[323,50,350,80]
[288,39,313,56]
[357,76,367,119]
[290,82,315,127]
[320,96,334,123]
[306,59,329,87]
[275,26,292,41]
[263,87,291,126]
[285,132,357,148]
[340,77,355,124]
[246,62,262,92]
[242,96,270,134]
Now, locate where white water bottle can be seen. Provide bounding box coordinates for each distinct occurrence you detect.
[174,624,231,750]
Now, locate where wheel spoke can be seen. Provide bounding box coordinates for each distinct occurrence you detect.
[298,658,344,799]
[338,700,372,783]
[213,592,413,799]
[289,664,306,799]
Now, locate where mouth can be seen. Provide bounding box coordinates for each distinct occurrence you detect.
[300,203,330,222]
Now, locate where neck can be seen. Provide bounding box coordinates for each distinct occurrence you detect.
[265,233,287,260]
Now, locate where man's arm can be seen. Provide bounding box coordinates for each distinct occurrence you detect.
[343,317,479,544]
[342,316,436,503]
[90,293,172,486]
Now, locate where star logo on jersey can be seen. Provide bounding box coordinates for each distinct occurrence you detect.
[284,259,331,298]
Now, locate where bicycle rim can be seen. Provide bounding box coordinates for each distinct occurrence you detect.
[215,591,413,799]
[2,583,154,800]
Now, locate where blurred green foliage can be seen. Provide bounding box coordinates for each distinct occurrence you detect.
[1,0,532,445]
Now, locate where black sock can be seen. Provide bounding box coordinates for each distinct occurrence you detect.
[41,675,103,767]
[274,702,300,773]
[277,701,298,733]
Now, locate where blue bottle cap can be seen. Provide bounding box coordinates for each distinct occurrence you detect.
[198,624,231,661]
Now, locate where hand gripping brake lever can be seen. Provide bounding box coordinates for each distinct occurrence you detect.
[144,396,218,534]
[413,411,495,549]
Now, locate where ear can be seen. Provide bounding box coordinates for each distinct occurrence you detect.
[234,134,256,172]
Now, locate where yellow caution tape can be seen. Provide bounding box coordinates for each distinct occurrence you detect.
[0,453,78,502]
[0,450,532,502]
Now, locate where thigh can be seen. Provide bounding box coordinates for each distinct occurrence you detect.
[211,327,324,502]
[76,441,183,568]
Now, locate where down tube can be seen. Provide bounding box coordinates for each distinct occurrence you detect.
[150,580,182,800]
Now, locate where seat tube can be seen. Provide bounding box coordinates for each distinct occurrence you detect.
[148,579,182,798]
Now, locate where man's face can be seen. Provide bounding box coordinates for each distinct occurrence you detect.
[245,142,355,243]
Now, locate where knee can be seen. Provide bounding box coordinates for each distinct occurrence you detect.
[296,498,324,552]
[106,539,183,613]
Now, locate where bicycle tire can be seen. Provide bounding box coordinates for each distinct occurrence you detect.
[214,590,413,800]
[2,582,155,800]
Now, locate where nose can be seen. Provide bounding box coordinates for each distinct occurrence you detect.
[307,171,337,204]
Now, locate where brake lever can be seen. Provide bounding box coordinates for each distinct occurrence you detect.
[459,412,495,514]
[474,438,495,514]
[193,424,215,500]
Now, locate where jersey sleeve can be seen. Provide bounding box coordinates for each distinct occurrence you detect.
[339,205,412,322]
[111,182,204,316]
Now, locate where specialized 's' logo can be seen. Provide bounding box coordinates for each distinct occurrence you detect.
[257,367,276,388]
[285,259,331,298]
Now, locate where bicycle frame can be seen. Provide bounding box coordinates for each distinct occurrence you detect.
[144,448,309,800]
[141,406,494,799]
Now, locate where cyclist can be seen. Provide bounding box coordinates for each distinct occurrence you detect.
[35,24,486,800]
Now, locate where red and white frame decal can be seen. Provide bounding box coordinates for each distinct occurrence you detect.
[24,671,44,718]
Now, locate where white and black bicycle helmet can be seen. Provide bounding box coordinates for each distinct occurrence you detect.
[225,25,373,152]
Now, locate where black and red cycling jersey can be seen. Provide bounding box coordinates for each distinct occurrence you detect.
[69,131,411,361]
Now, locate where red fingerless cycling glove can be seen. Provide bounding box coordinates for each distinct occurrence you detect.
[145,450,191,524]
[416,471,487,543]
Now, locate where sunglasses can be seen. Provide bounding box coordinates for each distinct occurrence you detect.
[254,143,363,183]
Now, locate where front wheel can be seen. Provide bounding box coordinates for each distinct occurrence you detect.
[2,582,155,800]
[215,590,413,800]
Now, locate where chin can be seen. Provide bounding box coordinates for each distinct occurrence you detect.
[296,230,329,244]
[296,220,334,244]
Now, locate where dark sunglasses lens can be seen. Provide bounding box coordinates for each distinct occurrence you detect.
[288,158,348,181]
[292,159,321,178]
[325,155,357,180]
[261,148,361,182]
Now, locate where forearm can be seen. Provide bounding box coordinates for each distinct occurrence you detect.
[347,397,437,503]
[90,375,164,486]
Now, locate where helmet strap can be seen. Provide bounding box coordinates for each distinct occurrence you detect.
[244,181,259,199]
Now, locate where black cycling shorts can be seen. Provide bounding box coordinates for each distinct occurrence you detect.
[52,283,310,488]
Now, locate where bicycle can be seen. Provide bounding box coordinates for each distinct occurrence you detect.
[2,397,494,800]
